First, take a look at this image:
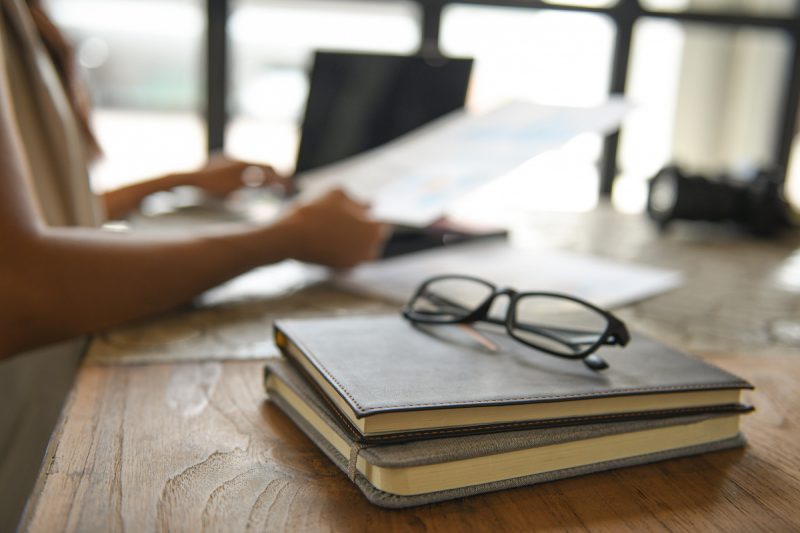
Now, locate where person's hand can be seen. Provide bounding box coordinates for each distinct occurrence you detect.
[277,189,389,269]
[191,154,293,198]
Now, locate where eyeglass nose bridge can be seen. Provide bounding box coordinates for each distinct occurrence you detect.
[473,286,518,318]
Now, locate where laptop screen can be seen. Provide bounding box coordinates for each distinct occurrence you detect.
[295,51,473,175]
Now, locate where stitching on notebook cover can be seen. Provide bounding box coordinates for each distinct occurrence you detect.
[279,324,752,413]
[358,435,745,503]
[268,359,751,445]
[348,442,363,481]
[280,355,365,441]
[359,405,752,443]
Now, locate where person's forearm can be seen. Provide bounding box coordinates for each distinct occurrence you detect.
[101,157,286,220]
[0,221,296,358]
[101,172,192,220]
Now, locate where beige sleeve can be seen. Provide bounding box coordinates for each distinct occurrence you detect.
[0,6,48,224]
[0,0,102,227]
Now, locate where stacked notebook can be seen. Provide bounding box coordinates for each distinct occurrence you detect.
[264,315,753,508]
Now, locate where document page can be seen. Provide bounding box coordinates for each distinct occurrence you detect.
[298,99,629,226]
[335,240,683,309]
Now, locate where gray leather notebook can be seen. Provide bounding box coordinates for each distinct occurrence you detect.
[273,315,752,442]
[264,357,746,508]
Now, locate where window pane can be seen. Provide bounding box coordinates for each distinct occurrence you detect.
[441,5,614,110]
[614,20,792,213]
[641,0,797,18]
[440,5,615,220]
[227,0,420,173]
[613,18,685,213]
[44,0,206,191]
[543,0,617,7]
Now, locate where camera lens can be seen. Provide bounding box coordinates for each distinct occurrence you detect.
[646,166,793,235]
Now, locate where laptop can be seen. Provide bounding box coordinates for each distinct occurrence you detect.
[295,50,473,174]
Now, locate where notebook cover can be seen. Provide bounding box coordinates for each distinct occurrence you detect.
[264,357,746,508]
[273,315,752,419]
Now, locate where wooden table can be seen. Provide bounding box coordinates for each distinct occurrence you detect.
[21,206,800,531]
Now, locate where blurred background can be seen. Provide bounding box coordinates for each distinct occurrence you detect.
[43,0,800,225]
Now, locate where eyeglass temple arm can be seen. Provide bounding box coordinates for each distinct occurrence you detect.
[509,321,626,346]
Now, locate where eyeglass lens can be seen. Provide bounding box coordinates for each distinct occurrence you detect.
[411,277,609,357]
[411,277,494,320]
[510,295,607,356]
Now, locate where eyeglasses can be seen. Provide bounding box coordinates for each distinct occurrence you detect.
[402,274,630,370]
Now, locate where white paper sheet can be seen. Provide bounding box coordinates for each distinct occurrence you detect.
[298,99,630,226]
[335,240,684,309]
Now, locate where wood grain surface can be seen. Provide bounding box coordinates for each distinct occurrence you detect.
[22,355,800,532]
[21,206,800,532]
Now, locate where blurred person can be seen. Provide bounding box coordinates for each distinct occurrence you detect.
[0,0,387,359]
[0,1,385,528]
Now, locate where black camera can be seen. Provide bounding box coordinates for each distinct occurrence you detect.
[646,165,795,236]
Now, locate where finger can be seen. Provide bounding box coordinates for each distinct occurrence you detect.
[205,151,230,168]
[335,189,371,212]
[377,223,392,242]
[365,223,391,261]
[350,196,371,211]
[240,164,291,192]
[241,165,268,187]
[259,167,294,195]
[325,188,349,200]
[259,165,284,184]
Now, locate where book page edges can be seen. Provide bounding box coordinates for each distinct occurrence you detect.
[266,373,741,496]
[281,339,742,435]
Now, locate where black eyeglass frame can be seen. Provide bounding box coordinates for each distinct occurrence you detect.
[402,274,631,370]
